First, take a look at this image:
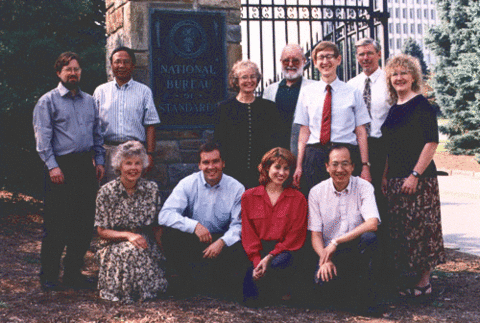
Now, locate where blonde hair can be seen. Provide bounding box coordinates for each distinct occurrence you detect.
[228,60,262,92]
[385,54,423,105]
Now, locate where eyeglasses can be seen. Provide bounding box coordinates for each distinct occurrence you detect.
[240,74,257,80]
[329,161,352,168]
[281,58,302,65]
[316,54,336,61]
[62,67,81,73]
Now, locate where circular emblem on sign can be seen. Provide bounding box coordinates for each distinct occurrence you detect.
[168,20,207,59]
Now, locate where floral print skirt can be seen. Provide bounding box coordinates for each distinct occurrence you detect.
[96,235,168,303]
[385,177,446,278]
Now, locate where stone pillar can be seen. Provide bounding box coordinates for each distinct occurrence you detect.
[105,0,242,197]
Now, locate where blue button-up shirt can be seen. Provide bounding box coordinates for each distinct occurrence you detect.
[33,83,105,169]
[158,171,245,247]
[93,78,161,142]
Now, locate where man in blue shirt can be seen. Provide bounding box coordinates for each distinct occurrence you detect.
[159,142,246,299]
[33,52,105,291]
[94,46,160,183]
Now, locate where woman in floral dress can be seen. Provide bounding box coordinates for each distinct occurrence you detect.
[95,141,167,303]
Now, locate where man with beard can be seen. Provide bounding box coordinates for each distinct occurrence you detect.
[33,52,105,291]
[93,46,160,183]
[263,44,317,156]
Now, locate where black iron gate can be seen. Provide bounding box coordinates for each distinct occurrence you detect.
[241,0,389,92]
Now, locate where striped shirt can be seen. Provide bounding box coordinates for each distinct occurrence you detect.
[93,78,160,142]
[308,176,380,246]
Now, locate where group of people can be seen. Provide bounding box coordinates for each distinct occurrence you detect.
[33,38,445,315]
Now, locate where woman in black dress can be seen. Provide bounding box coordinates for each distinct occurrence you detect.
[214,60,286,188]
[381,54,445,298]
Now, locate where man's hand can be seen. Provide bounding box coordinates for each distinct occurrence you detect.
[203,239,225,259]
[253,254,273,281]
[49,167,65,184]
[144,154,154,173]
[127,232,148,249]
[401,175,419,195]
[96,165,105,181]
[381,175,388,196]
[316,261,337,282]
[293,167,302,188]
[320,243,337,265]
[194,223,212,244]
[360,166,372,183]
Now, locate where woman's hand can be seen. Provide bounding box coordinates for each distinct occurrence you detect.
[127,232,148,249]
[401,175,419,195]
[252,254,273,281]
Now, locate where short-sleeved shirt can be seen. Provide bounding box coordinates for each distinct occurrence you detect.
[294,78,371,145]
[308,176,380,247]
[93,78,160,142]
[381,94,439,178]
[347,68,391,138]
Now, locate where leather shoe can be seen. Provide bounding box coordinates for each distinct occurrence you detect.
[41,280,64,292]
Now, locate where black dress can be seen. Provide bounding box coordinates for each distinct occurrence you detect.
[214,97,286,188]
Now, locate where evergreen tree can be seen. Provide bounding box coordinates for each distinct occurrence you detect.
[425,0,480,156]
[0,0,106,195]
[402,38,429,78]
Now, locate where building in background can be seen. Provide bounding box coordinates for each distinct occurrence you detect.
[387,0,440,67]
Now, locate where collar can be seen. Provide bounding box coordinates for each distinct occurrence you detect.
[319,77,341,93]
[57,82,82,98]
[279,77,303,89]
[363,68,382,84]
[252,185,296,197]
[200,171,223,188]
[328,177,352,196]
[114,177,146,197]
[114,77,134,89]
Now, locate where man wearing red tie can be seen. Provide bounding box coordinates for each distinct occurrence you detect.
[293,41,371,193]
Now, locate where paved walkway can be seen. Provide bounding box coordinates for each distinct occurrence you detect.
[438,173,480,257]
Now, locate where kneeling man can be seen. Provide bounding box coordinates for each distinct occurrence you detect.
[308,144,381,313]
[158,142,246,299]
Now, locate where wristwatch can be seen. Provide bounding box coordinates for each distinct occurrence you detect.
[330,239,338,247]
[411,170,420,178]
[362,161,371,167]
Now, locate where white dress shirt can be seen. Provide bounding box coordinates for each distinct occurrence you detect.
[347,68,391,138]
[308,176,381,246]
[294,78,371,145]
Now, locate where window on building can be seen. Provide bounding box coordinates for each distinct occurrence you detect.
[403,24,408,33]
[418,24,422,34]
[417,9,421,19]
[389,23,393,33]
[410,9,414,19]
[431,10,436,20]
[424,0,427,3]
[397,39,401,49]
[410,24,415,33]
[403,8,407,18]
[396,8,400,18]
[396,23,401,33]
[424,9,428,18]
[390,39,394,50]
[417,0,420,3]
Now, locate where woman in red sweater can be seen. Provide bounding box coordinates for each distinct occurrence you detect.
[241,147,308,305]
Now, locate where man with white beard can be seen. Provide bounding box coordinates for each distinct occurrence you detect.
[263,44,317,156]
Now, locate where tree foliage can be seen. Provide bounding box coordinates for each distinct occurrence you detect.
[425,0,480,156]
[402,38,429,78]
[0,0,106,195]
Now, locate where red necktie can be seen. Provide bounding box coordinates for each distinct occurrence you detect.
[319,84,332,145]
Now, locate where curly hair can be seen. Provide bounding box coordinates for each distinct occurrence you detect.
[111,141,149,175]
[385,54,423,105]
[228,60,262,92]
[258,147,296,188]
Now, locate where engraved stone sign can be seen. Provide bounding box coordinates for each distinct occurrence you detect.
[150,10,227,128]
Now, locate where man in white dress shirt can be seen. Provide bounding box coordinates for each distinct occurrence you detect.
[293,41,371,193]
[308,144,381,315]
[263,44,317,156]
[347,38,390,216]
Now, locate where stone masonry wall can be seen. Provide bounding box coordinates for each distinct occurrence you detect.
[105,0,242,197]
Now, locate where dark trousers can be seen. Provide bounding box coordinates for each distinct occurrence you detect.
[303,143,362,193]
[40,152,97,282]
[243,241,299,303]
[368,137,387,217]
[163,228,249,300]
[314,232,379,308]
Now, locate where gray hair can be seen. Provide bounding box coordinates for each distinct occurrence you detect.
[355,38,381,52]
[281,44,306,60]
[228,60,262,92]
[111,140,149,175]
